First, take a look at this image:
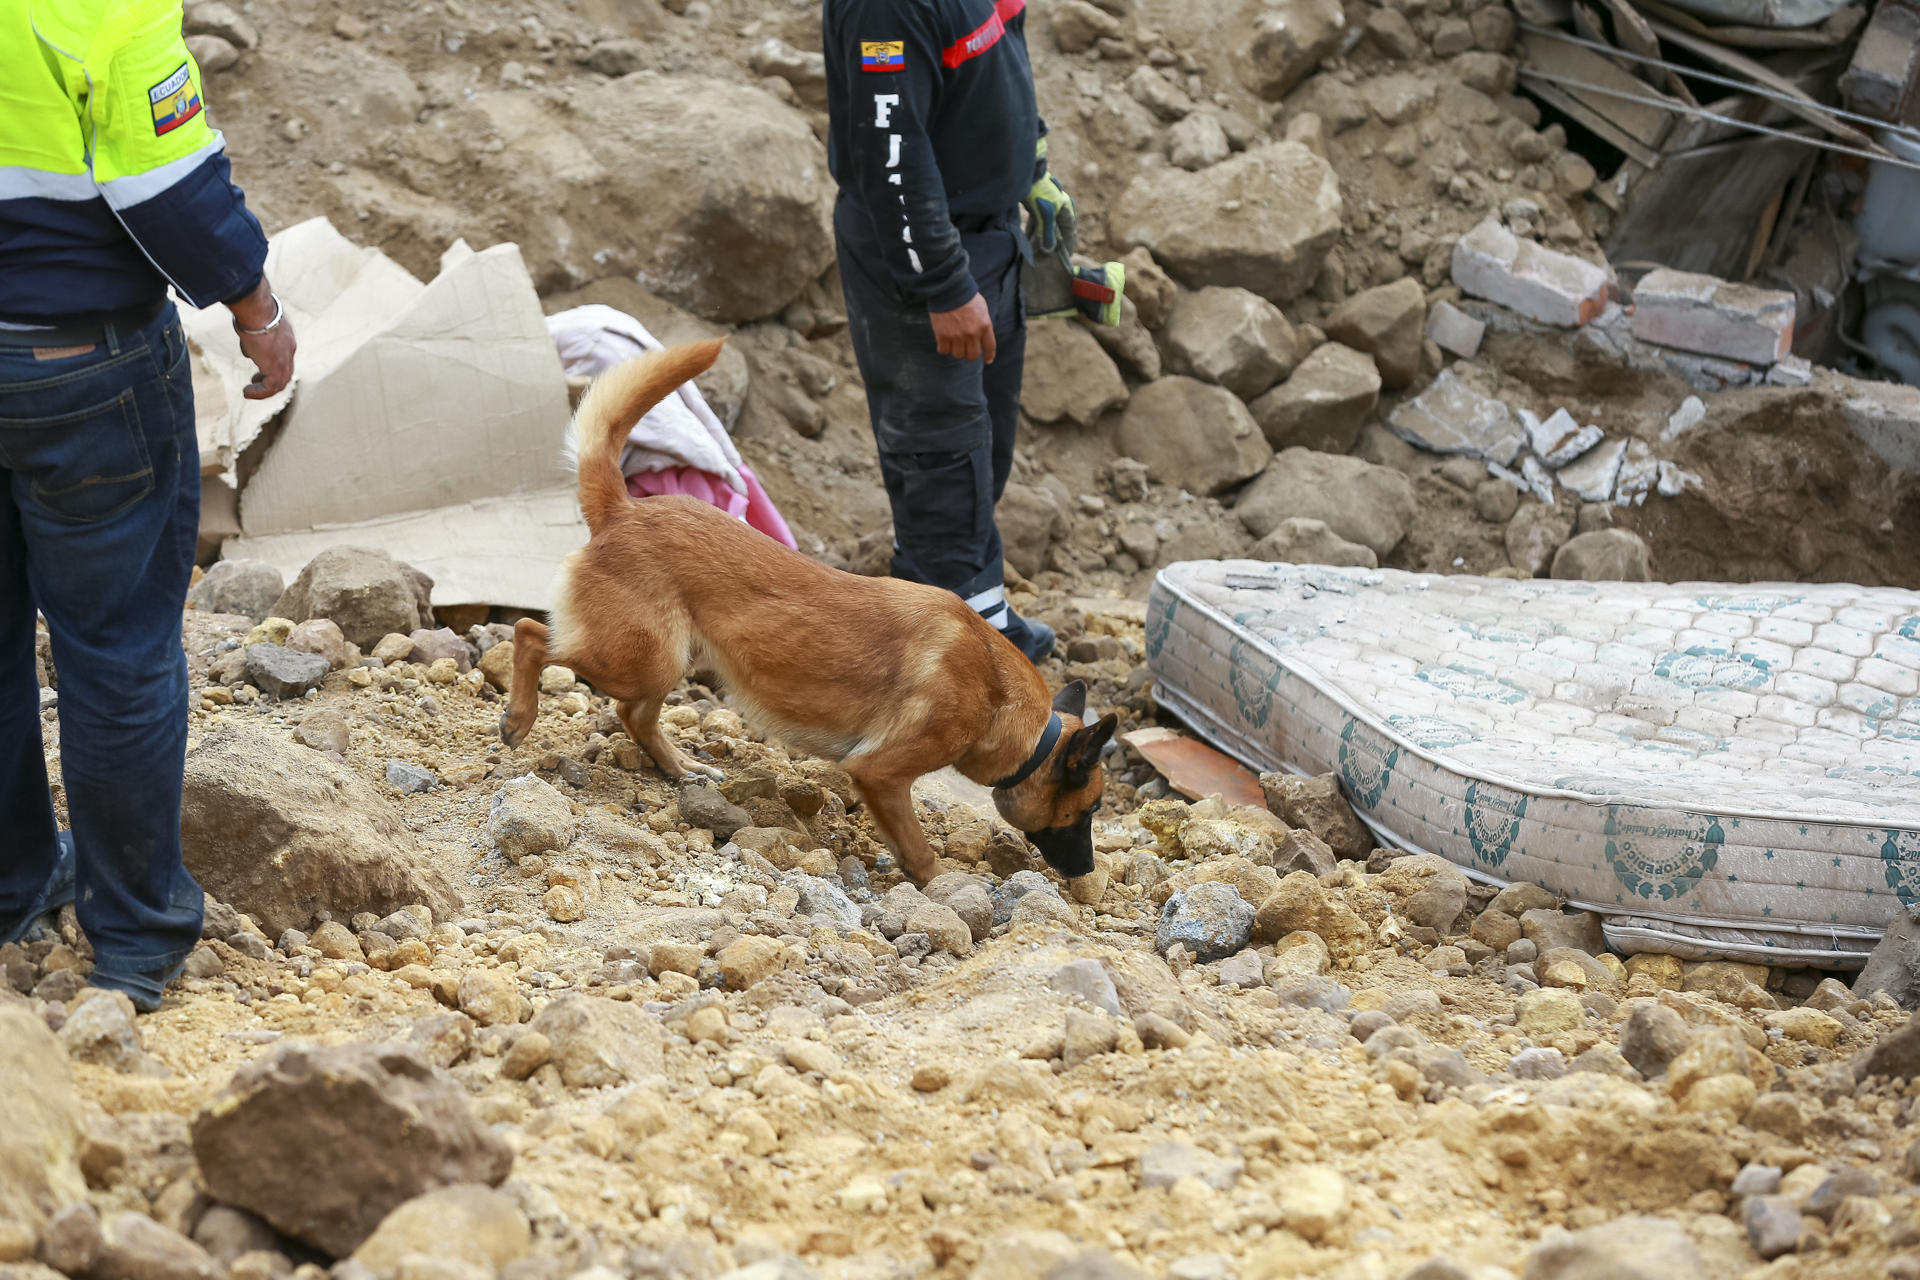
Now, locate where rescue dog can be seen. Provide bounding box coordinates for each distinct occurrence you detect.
[499,339,1117,882]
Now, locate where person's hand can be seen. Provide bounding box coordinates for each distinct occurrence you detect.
[931,294,995,364]
[227,277,297,400]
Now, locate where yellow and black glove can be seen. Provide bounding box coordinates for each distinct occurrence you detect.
[1021,140,1125,327]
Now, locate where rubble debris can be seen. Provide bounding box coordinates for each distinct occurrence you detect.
[1424,300,1486,359]
[1629,269,1795,366]
[1451,218,1611,327]
[1387,366,1525,464]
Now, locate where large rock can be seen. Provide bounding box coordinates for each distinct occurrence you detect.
[570,76,833,323]
[1260,772,1372,860]
[1520,1214,1700,1280]
[92,1213,221,1280]
[1504,502,1575,578]
[1253,871,1371,958]
[1117,377,1273,496]
[187,560,284,621]
[1323,278,1426,389]
[1161,287,1298,399]
[1250,518,1377,568]
[1234,0,1348,98]
[272,546,428,650]
[190,1042,513,1257]
[0,1008,88,1240]
[1551,529,1653,582]
[1236,447,1415,557]
[352,1186,530,1278]
[528,995,665,1088]
[485,776,577,861]
[1855,908,1920,1009]
[1248,342,1381,454]
[179,727,461,937]
[243,644,330,700]
[1113,143,1343,304]
[1021,321,1130,426]
[1155,883,1256,962]
[998,482,1072,579]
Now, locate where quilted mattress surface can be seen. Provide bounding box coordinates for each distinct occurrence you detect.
[1146,560,1920,966]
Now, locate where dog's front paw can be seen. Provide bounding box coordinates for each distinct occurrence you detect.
[499,710,531,748]
[688,761,726,783]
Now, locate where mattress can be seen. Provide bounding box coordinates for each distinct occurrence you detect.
[1146,561,1920,967]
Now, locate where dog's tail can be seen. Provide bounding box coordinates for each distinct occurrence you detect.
[568,339,727,535]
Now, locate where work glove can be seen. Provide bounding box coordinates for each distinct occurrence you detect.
[1022,141,1126,326]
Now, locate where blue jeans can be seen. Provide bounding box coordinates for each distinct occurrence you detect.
[0,304,204,1001]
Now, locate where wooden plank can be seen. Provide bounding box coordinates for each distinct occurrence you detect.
[1643,15,1875,148]
[1517,72,1669,165]
[1605,131,1808,279]
[1635,0,1866,49]
[1521,31,1680,148]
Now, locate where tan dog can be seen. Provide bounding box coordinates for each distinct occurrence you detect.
[500,340,1117,882]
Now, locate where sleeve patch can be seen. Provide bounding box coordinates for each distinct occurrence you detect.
[860,41,905,72]
[150,64,203,136]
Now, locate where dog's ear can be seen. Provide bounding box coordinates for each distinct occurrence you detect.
[1059,712,1119,788]
[1052,679,1088,720]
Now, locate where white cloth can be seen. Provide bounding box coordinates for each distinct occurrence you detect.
[545,304,745,496]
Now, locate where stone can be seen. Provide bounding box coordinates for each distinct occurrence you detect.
[1366,8,1424,58]
[1745,1092,1805,1138]
[285,619,349,670]
[542,884,585,922]
[1248,342,1380,454]
[477,642,514,693]
[1424,300,1485,359]
[456,970,520,1028]
[1852,907,1920,1009]
[1250,517,1377,569]
[59,992,160,1075]
[1475,479,1521,524]
[1555,438,1628,503]
[1112,143,1344,304]
[1514,987,1584,1037]
[1277,1165,1349,1241]
[185,33,239,72]
[1270,828,1339,877]
[186,2,258,49]
[484,776,576,860]
[190,1041,513,1257]
[1508,1047,1567,1080]
[1503,503,1574,577]
[1216,950,1266,989]
[1052,0,1122,52]
[1630,269,1794,365]
[1156,883,1255,963]
[352,1186,530,1277]
[1168,112,1232,170]
[1744,1196,1803,1260]
[679,783,753,841]
[1387,366,1523,465]
[1620,1003,1692,1077]
[1253,872,1371,959]
[1552,529,1652,582]
[499,1032,551,1082]
[787,873,863,931]
[716,936,799,989]
[93,1212,221,1280]
[243,644,330,700]
[1521,1215,1700,1280]
[1021,322,1130,426]
[527,995,664,1088]
[906,902,974,956]
[1138,1141,1243,1192]
[1324,278,1426,390]
[1234,0,1348,99]
[0,1007,86,1240]
[1237,447,1415,558]
[272,547,428,650]
[1470,910,1522,951]
[746,38,827,106]
[565,76,833,323]
[992,870,1059,925]
[406,628,469,671]
[1116,377,1272,496]
[1050,959,1123,1016]
[1519,908,1605,954]
[386,761,438,795]
[179,728,459,937]
[1490,883,1557,916]
[1261,773,1370,860]
[1805,1169,1881,1219]
[1162,287,1298,399]
[188,561,283,621]
[1062,1008,1122,1067]
[1451,218,1610,328]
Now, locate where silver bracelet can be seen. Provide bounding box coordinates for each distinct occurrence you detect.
[233,293,284,336]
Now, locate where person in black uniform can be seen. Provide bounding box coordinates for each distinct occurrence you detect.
[824,0,1111,663]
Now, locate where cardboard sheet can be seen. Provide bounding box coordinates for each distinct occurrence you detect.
[182,220,582,612]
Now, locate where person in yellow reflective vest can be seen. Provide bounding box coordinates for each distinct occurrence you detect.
[1,0,295,1011]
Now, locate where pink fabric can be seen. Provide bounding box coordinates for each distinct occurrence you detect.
[625,464,798,550]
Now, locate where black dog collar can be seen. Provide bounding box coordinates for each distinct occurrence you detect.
[993,712,1062,790]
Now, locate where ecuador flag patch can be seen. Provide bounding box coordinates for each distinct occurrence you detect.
[150,64,203,136]
[860,41,905,72]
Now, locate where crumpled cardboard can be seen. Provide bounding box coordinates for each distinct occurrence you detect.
[182,218,582,612]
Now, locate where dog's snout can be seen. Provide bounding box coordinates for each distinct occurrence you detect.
[1028,810,1095,878]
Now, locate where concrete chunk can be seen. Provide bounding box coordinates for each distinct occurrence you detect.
[1451,218,1610,327]
[1840,0,1920,122]
[1556,437,1627,503]
[1387,366,1524,463]
[1424,299,1485,358]
[1630,268,1794,365]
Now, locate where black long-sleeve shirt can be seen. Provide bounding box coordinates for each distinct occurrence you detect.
[823,0,1040,312]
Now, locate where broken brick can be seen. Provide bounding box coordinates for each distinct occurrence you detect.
[1629,269,1794,366]
[1450,217,1611,327]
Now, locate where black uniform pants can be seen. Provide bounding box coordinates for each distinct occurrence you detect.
[836,200,1027,626]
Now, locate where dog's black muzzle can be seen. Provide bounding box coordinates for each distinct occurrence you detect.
[1027,809,1095,878]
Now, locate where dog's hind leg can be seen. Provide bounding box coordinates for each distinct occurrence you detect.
[845,764,939,884]
[616,694,723,783]
[499,618,550,748]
